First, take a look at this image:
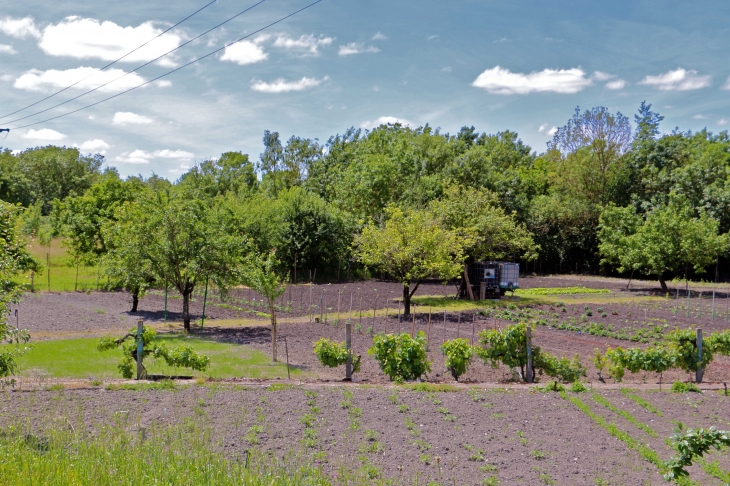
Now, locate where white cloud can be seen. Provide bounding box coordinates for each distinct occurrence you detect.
[606,79,627,90]
[73,139,110,155]
[0,44,16,54]
[155,80,172,88]
[0,17,41,39]
[592,71,614,81]
[272,34,333,55]
[338,42,380,56]
[442,66,452,73]
[639,68,711,91]
[427,34,439,40]
[38,17,181,65]
[538,124,557,136]
[471,66,592,95]
[372,32,387,40]
[14,67,145,93]
[220,40,267,65]
[113,112,153,125]
[692,114,708,120]
[22,128,66,141]
[115,148,193,164]
[718,118,728,126]
[722,77,730,90]
[250,76,328,93]
[493,37,507,43]
[77,139,110,152]
[360,116,414,130]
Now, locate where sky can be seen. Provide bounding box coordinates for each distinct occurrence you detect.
[1,0,730,178]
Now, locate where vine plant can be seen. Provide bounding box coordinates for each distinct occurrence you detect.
[98,325,210,378]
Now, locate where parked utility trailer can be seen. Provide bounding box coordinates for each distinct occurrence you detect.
[467,261,520,299]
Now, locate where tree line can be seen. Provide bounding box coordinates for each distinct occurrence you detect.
[2,102,730,322]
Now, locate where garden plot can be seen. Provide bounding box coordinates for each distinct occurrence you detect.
[5,385,727,485]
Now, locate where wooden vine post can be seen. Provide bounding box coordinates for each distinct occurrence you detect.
[136,320,144,380]
[696,328,704,384]
[345,320,352,381]
[525,325,534,383]
[426,307,432,350]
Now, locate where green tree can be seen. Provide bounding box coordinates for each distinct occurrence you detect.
[0,202,40,381]
[356,205,465,315]
[111,189,247,331]
[599,195,729,291]
[178,151,257,198]
[240,251,287,362]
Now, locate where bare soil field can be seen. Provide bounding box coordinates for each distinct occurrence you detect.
[9,276,730,386]
[2,384,728,485]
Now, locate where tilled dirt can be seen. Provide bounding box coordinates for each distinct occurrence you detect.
[2,385,728,485]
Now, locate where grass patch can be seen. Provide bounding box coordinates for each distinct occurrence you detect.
[515,287,610,296]
[591,393,657,438]
[401,383,459,393]
[620,388,663,416]
[7,335,302,380]
[16,238,100,292]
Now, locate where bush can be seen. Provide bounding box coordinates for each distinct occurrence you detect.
[671,382,701,394]
[441,338,474,381]
[368,332,430,382]
[569,381,587,393]
[477,323,585,383]
[664,423,730,482]
[313,338,360,374]
[97,326,209,379]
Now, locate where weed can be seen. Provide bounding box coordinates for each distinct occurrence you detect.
[671,382,701,394]
[479,464,498,472]
[491,412,504,419]
[364,429,379,442]
[413,439,431,452]
[388,391,399,404]
[468,388,486,402]
[591,393,657,437]
[569,381,587,393]
[267,383,295,392]
[482,476,500,485]
[529,449,546,460]
[299,414,316,428]
[620,388,662,416]
[403,383,459,393]
[398,404,409,413]
[419,453,433,465]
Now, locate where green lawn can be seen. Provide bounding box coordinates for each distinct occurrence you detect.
[9,334,303,380]
[17,237,100,292]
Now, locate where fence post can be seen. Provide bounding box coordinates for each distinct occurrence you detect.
[480,282,486,301]
[136,320,144,380]
[457,312,461,338]
[345,321,352,381]
[712,290,716,320]
[696,328,703,384]
[687,290,691,318]
[284,336,291,380]
[427,308,432,351]
[201,276,209,327]
[164,282,168,323]
[526,326,534,383]
[675,288,679,314]
[443,310,446,343]
[411,306,415,337]
[471,314,475,345]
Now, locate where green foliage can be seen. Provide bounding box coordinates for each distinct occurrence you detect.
[604,345,676,382]
[368,332,431,381]
[671,382,701,394]
[441,338,474,381]
[515,287,609,295]
[477,323,584,383]
[312,338,360,374]
[664,424,730,482]
[97,326,209,379]
[569,381,587,393]
[0,202,38,381]
[240,250,287,362]
[356,205,465,314]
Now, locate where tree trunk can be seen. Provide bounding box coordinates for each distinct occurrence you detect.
[131,287,139,313]
[463,264,475,301]
[659,278,668,293]
[270,300,278,362]
[183,290,191,332]
[403,285,411,317]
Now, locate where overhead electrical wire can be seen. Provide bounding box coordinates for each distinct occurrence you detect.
[9,0,324,131]
[4,0,269,126]
[0,0,218,120]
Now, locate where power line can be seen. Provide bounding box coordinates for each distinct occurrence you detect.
[4,0,268,126]
[10,0,324,131]
[0,0,217,120]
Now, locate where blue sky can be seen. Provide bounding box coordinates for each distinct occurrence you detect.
[1,0,729,178]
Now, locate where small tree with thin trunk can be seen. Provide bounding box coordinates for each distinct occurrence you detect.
[356,205,465,316]
[241,250,287,362]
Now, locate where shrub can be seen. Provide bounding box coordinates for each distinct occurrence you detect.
[97,326,209,379]
[664,423,730,482]
[671,382,701,394]
[477,323,585,383]
[368,332,430,381]
[569,381,587,393]
[313,338,361,374]
[441,338,474,381]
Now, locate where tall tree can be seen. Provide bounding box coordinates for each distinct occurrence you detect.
[356,205,465,315]
[0,202,40,381]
